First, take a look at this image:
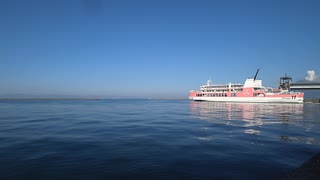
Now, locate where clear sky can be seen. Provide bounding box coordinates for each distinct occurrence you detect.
[1,0,320,98]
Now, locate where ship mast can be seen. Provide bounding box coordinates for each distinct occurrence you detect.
[253,69,260,81]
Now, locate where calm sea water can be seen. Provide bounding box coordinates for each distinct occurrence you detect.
[0,99,319,180]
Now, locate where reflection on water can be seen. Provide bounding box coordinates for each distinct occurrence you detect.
[189,101,320,145]
[279,135,319,145]
[0,100,318,180]
[190,101,303,123]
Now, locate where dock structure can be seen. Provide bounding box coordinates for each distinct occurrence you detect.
[279,74,292,90]
[290,82,320,90]
[304,99,320,103]
[279,74,320,90]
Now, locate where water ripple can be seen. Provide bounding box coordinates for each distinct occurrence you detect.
[0,100,319,179]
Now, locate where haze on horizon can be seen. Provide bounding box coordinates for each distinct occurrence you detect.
[1,0,320,98]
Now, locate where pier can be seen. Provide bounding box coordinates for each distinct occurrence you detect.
[304,99,320,103]
[280,74,320,90]
[290,82,320,90]
[279,75,320,103]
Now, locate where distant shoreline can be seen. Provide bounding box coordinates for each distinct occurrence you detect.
[0,98,188,100]
[0,98,103,100]
[0,98,318,102]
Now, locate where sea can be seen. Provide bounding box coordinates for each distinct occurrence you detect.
[0,99,319,180]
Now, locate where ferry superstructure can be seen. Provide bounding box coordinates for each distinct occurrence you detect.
[189,70,304,103]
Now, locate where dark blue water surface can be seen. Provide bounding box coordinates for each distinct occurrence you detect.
[0,99,319,180]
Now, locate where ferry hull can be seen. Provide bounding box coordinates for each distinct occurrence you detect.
[189,96,304,103]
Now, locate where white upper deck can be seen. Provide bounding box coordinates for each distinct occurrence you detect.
[243,78,262,88]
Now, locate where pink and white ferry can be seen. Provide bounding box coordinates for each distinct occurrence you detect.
[189,70,304,103]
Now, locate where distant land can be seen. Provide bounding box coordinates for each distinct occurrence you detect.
[0,93,187,100]
[0,98,103,100]
[0,97,188,100]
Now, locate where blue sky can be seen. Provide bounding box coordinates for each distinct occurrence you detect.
[1,0,320,98]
